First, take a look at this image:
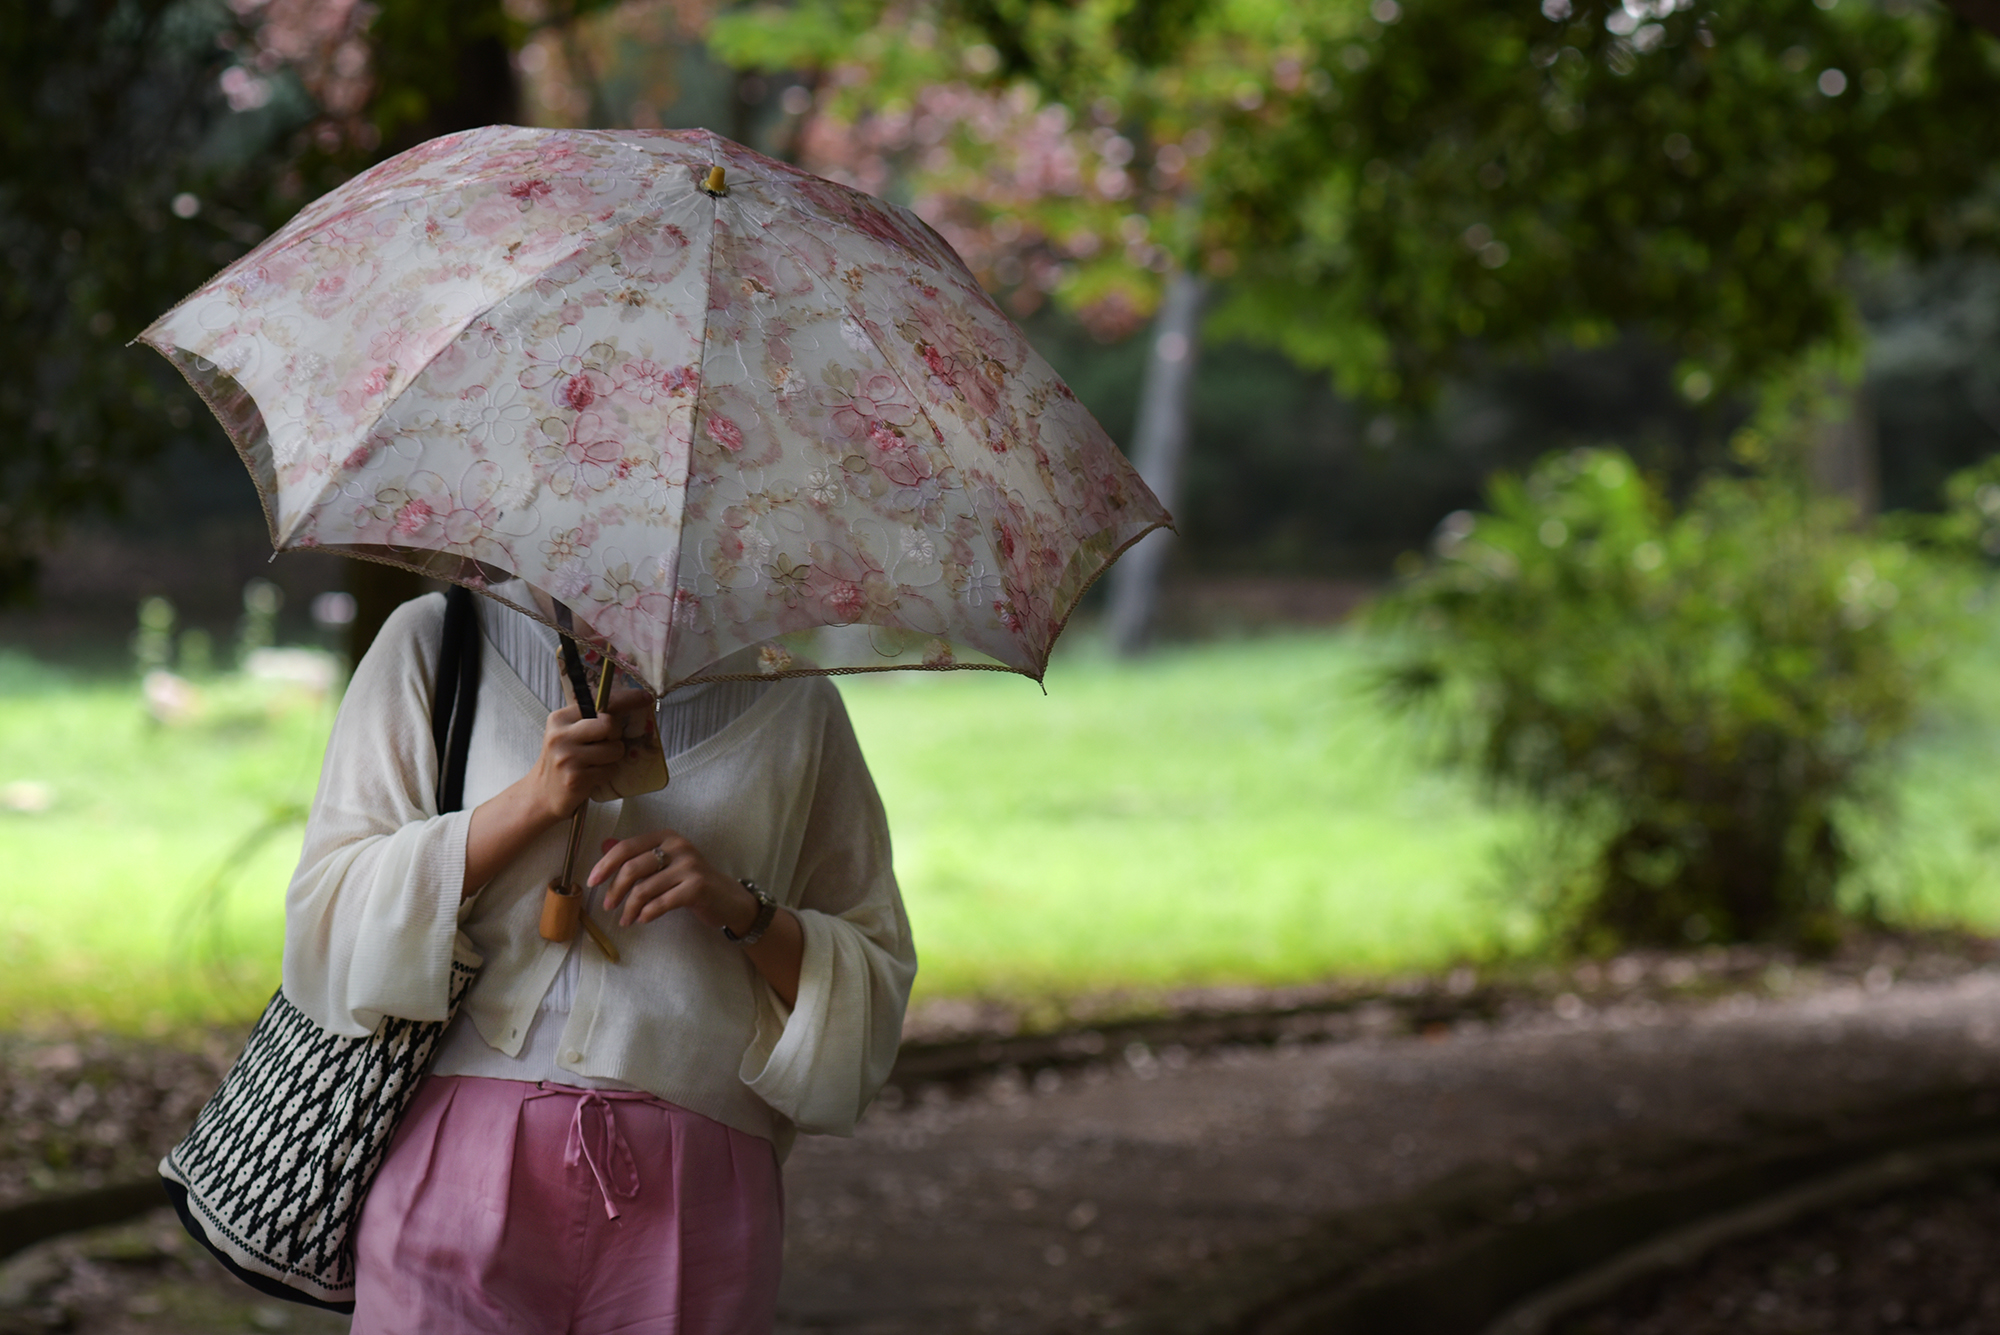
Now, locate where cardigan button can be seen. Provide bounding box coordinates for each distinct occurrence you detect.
[564,1048,582,1063]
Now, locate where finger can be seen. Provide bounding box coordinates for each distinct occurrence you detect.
[614,849,694,915]
[610,845,681,907]
[560,715,621,745]
[640,879,712,923]
[548,704,582,728]
[630,878,700,927]
[592,845,642,896]
[589,832,673,888]
[562,736,626,769]
[615,870,674,926]
[604,687,654,718]
[604,854,647,908]
[596,832,688,893]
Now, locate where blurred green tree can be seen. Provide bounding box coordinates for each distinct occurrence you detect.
[1205,0,2000,406]
[712,0,1999,396]
[710,0,2000,639]
[196,0,637,660]
[0,0,305,606]
[0,0,628,654]
[1374,443,1970,949]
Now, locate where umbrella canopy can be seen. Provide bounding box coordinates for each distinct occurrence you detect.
[141,126,1168,694]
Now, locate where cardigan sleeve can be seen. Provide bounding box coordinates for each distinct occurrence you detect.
[281,594,476,1037]
[739,686,916,1135]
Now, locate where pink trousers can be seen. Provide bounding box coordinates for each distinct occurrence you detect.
[351,1076,783,1335]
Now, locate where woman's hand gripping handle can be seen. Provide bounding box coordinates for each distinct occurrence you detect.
[461,684,651,902]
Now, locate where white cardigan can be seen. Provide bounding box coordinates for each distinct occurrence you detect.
[281,594,916,1154]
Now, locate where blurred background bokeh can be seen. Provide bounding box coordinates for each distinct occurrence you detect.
[4,0,2000,1034]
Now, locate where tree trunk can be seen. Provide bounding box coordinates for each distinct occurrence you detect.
[1944,0,2000,38]
[1808,376,1878,519]
[1106,271,1207,655]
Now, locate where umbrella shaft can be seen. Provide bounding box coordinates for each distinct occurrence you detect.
[560,809,589,891]
[557,649,619,891]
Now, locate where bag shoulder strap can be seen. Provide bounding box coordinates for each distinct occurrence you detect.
[431,586,482,814]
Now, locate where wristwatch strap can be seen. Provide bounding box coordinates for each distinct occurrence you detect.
[723,880,777,945]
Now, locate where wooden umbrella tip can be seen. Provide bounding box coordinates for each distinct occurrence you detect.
[704,165,728,196]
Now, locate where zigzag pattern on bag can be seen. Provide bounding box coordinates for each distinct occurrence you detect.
[162,959,479,1305]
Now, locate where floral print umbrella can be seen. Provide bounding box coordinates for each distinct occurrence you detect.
[141,126,1168,693]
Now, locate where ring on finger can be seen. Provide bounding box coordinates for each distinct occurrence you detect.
[652,844,669,872]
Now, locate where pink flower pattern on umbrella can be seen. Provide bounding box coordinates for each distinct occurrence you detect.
[534,411,625,498]
[825,372,919,440]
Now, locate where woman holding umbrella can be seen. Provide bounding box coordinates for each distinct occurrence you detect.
[286,582,910,1333]
[141,126,1168,1333]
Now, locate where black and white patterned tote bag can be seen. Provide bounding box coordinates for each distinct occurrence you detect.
[158,952,481,1309]
[160,586,486,1312]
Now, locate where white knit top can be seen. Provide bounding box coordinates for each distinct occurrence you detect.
[280,594,916,1153]
[432,591,772,1090]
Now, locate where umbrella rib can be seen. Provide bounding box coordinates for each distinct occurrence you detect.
[272,201,704,552]
[653,189,730,688]
[738,206,1030,648]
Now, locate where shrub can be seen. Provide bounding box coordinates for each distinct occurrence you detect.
[1374,448,1964,951]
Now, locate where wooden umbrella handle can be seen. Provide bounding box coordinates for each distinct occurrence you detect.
[539,881,622,962]
[540,879,583,941]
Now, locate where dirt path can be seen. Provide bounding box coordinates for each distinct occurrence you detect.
[4,959,1999,1333]
[775,969,2000,1333]
[1552,1166,2000,1334]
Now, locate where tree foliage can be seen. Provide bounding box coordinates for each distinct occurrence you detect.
[708,0,1209,338]
[941,0,1213,95]
[0,0,307,603]
[12,0,2000,611]
[0,0,625,608]
[714,0,2000,402]
[1208,0,2000,402]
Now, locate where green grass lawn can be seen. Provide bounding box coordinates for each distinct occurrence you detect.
[839,633,1534,1002]
[1850,626,2000,932]
[0,655,334,1031]
[3,627,1998,1033]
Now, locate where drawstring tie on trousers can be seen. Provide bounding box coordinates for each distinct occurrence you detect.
[527,1085,657,1219]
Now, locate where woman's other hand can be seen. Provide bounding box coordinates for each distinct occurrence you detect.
[590,831,804,1006]
[591,830,749,930]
